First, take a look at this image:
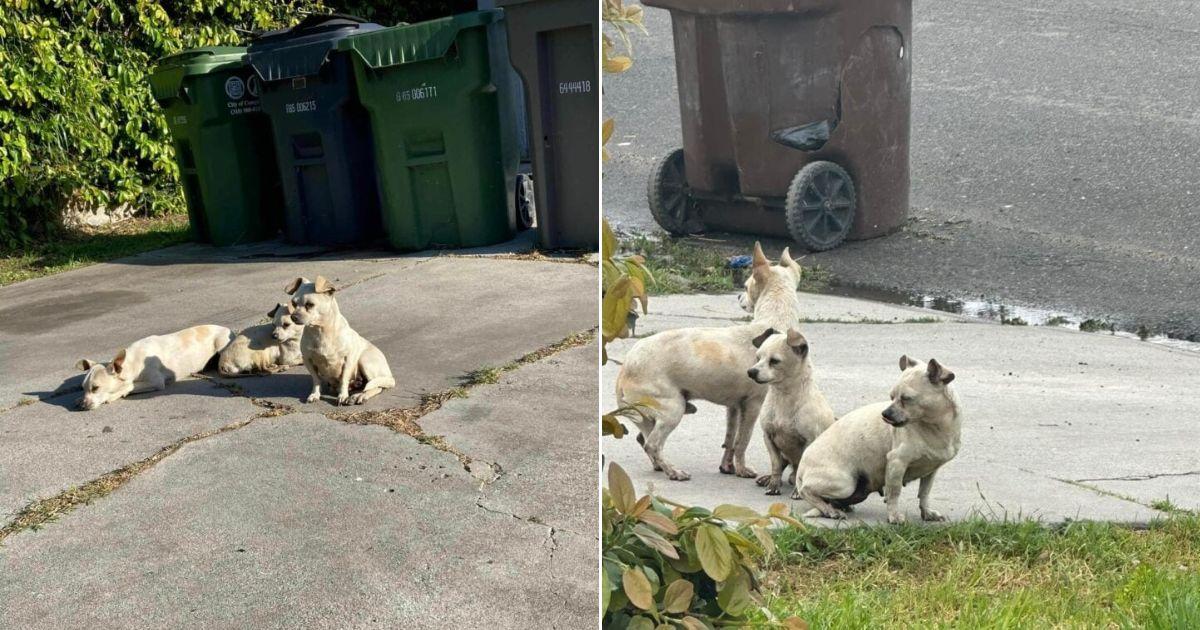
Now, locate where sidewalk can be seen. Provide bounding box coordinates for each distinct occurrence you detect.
[0,239,598,629]
[603,292,1200,524]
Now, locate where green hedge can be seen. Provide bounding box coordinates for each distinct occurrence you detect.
[0,0,473,251]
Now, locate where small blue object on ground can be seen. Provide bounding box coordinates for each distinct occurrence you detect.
[727,255,752,269]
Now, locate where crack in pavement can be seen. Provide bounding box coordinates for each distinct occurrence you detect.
[0,382,295,544]
[1074,470,1200,483]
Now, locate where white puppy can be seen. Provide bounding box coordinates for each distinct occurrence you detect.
[289,275,394,405]
[615,243,803,481]
[796,356,962,524]
[76,325,233,410]
[746,328,836,495]
[218,302,304,376]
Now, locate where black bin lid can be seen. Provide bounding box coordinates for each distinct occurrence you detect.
[248,13,382,81]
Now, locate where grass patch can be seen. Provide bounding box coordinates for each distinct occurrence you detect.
[0,214,190,287]
[1045,315,1071,327]
[622,234,830,295]
[1080,318,1115,333]
[759,516,1200,628]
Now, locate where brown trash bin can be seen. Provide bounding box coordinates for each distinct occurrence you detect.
[643,0,912,251]
[496,0,599,251]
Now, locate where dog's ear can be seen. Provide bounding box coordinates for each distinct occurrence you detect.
[268,303,282,319]
[899,355,918,371]
[751,241,771,284]
[284,277,309,295]
[76,359,94,371]
[786,328,808,356]
[313,275,336,295]
[780,247,802,274]
[111,349,126,374]
[927,358,955,385]
[751,327,778,349]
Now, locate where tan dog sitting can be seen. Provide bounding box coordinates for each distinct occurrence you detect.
[76,325,233,410]
[615,243,804,481]
[746,328,836,495]
[218,303,304,376]
[288,276,394,405]
[796,357,962,524]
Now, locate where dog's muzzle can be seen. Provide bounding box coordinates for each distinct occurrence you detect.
[881,406,907,427]
[291,313,303,324]
[747,368,767,384]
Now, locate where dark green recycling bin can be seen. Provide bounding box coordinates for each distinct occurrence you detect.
[149,47,283,246]
[338,10,520,251]
[248,15,383,246]
[496,0,599,250]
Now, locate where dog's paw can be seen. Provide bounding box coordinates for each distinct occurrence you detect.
[336,394,350,406]
[755,474,771,487]
[665,469,691,481]
[764,485,781,496]
[718,463,735,475]
[888,511,907,525]
[348,393,367,405]
[791,489,803,501]
[305,392,321,404]
[921,508,946,522]
[734,466,757,479]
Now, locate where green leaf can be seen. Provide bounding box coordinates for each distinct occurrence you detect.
[602,569,611,612]
[695,523,734,581]
[627,616,655,630]
[633,523,679,560]
[712,504,762,522]
[607,462,637,515]
[662,579,694,614]
[716,567,753,615]
[622,566,655,611]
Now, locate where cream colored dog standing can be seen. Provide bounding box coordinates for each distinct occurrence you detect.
[288,276,394,405]
[218,302,304,376]
[746,328,836,495]
[796,357,962,523]
[75,325,233,410]
[615,243,804,481]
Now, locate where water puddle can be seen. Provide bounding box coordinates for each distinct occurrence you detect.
[818,284,1200,354]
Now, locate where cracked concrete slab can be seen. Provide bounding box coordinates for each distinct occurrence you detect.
[0,380,258,521]
[603,291,1200,523]
[419,343,599,536]
[0,244,595,532]
[0,413,596,629]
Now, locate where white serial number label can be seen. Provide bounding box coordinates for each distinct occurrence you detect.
[558,80,591,94]
[285,100,317,114]
[397,84,438,102]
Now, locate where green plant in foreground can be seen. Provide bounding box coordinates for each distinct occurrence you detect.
[602,220,654,362]
[602,462,807,629]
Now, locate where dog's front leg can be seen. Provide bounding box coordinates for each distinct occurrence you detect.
[884,451,909,524]
[918,471,945,521]
[756,429,784,495]
[719,407,738,474]
[336,351,364,405]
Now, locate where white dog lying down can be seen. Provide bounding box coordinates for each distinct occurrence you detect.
[218,302,304,376]
[796,357,962,524]
[76,325,233,410]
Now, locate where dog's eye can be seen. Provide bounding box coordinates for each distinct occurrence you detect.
[91,385,100,393]
[900,395,913,405]
[768,358,780,366]
[282,322,290,328]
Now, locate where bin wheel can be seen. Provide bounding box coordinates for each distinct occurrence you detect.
[648,148,704,235]
[785,161,856,251]
[515,173,535,230]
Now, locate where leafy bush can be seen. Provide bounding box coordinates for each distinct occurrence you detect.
[0,0,471,251]
[603,462,807,629]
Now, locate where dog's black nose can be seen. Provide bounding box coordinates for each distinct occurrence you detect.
[747,368,758,380]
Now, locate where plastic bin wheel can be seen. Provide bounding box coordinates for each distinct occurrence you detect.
[785,160,856,251]
[648,148,704,235]
[516,173,536,231]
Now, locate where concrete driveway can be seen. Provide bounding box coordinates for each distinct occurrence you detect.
[0,239,598,629]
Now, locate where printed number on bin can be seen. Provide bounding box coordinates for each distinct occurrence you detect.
[397,85,438,102]
[558,80,591,94]
[285,100,317,114]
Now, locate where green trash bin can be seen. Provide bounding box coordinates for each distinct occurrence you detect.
[149,47,283,245]
[337,10,521,251]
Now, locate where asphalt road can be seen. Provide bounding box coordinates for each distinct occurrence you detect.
[603,0,1200,339]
